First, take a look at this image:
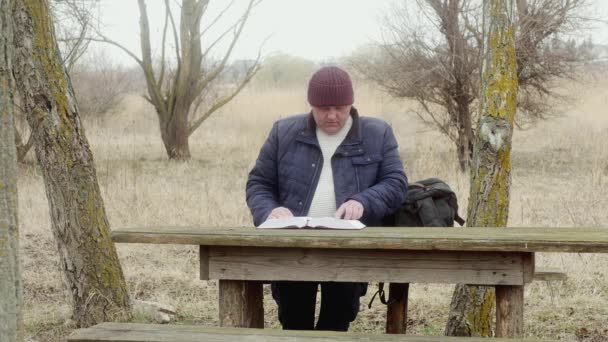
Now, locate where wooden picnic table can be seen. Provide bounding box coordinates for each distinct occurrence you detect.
[111,227,608,338]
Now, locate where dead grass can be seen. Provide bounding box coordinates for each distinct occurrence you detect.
[18,71,608,341]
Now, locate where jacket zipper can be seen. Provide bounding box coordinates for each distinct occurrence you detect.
[354,166,360,193]
[302,153,323,216]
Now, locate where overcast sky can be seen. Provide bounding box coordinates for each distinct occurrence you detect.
[93,0,608,66]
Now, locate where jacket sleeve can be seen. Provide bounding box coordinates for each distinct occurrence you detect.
[246,121,280,226]
[350,124,408,223]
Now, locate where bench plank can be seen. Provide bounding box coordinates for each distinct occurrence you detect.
[386,283,409,334]
[68,322,554,341]
[533,267,568,281]
[111,227,608,253]
[206,247,533,285]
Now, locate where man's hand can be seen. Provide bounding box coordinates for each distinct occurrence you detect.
[267,207,294,220]
[335,200,364,220]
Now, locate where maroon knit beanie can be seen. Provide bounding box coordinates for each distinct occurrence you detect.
[307,66,354,106]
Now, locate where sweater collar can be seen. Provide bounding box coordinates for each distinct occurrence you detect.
[299,107,362,146]
[315,114,352,141]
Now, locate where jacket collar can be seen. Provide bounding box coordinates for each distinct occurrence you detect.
[297,107,362,146]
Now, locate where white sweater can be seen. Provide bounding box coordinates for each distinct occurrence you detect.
[307,116,353,218]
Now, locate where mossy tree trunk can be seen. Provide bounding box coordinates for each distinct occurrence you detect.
[11,0,130,327]
[445,0,518,336]
[0,0,23,340]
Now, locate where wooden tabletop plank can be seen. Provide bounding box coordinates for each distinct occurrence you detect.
[67,322,554,341]
[111,227,608,253]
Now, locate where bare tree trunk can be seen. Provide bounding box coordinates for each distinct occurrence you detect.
[11,0,130,327]
[0,0,23,339]
[447,0,470,172]
[439,0,475,172]
[445,284,495,336]
[159,111,191,160]
[455,104,473,172]
[515,0,533,78]
[445,0,518,336]
[138,0,201,161]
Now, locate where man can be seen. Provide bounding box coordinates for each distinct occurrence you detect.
[246,66,408,331]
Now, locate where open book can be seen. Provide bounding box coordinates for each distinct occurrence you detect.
[257,217,365,230]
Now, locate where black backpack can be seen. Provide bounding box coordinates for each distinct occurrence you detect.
[383,177,465,228]
[370,178,465,308]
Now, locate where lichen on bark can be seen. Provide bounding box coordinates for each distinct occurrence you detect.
[446,0,519,336]
[12,0,130,327]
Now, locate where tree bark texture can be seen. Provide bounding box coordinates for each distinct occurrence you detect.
[445,0,518,337]
[445,283,495,336]
[11,0,130,327]
[0,0,23,339]
[159,111,191,161]
[14,122,34,163]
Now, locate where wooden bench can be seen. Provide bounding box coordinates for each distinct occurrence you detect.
[532,267,567,282]
[111,226,608,338]
[68,322,556,341]
[235,268,568,334]
[368,267,568,333]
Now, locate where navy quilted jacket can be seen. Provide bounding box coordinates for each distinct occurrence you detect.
[246,108,408,226]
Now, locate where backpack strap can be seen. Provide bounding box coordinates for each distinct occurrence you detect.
[455,213,465,226]
[367,282,401,308]
[447,196,465,226]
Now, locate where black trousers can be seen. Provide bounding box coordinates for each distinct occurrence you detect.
[271,281,367,331]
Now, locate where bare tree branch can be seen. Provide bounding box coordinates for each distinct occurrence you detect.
[195,0,258,95]
[85,37,143,67]
[351,0,593,170]
[200,0,234,37]
[158,0,171,89]
[137,0,167,116]
[188,41,265,135]
[167,0,181,62]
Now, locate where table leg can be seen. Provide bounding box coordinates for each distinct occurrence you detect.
[386,283,409,334]
[495,285,524,337]
[218,280,264,328]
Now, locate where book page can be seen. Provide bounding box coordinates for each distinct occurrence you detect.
[257,217,309,229]
[308,217,365,230]
[257,216,365,230]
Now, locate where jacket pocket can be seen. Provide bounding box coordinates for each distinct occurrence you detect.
[351,154,382,165]
[351,154,382,190]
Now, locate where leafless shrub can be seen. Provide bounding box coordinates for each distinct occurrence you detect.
[51,0,100,73]
[250,54,317,89]
[69,50,137,120]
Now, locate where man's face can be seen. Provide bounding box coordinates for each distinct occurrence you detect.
[311,105,352,135]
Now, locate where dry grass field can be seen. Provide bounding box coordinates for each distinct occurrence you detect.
[18,69,608,341]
